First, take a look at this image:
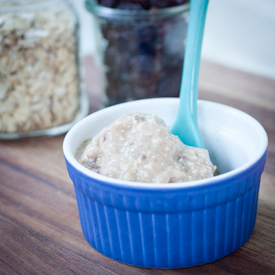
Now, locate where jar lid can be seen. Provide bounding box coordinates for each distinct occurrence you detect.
[85,0,190,20]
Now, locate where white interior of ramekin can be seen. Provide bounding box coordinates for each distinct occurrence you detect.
[63,98,268,188]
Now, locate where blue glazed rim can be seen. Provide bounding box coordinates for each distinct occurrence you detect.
[65,148,267,213]
[66,149,267,192]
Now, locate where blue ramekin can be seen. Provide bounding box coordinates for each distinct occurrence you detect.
[63,98,268,268]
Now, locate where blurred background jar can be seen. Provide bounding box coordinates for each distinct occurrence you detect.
[0,0,89,139]
[85,0,189,106]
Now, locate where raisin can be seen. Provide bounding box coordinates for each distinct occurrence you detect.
[98,0,118,8]
[116,3,144,10]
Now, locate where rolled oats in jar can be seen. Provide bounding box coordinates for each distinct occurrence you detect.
[0,0,89,139]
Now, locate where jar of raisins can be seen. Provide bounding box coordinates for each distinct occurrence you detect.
[0,0,89,139]
[85,0,190,106]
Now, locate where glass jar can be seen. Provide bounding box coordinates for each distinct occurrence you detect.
[85,0,189,106]
[0,0,89,139]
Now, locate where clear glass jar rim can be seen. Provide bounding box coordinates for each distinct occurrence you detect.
[85,0,190,19]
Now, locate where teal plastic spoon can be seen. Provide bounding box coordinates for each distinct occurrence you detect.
[170,0,209,148]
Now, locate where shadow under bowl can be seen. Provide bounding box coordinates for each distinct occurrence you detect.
[63,98,268,268]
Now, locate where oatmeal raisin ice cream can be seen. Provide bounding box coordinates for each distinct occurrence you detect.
[76,112,216,183]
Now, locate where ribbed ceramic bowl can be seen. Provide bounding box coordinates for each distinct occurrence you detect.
[63,98,268,268]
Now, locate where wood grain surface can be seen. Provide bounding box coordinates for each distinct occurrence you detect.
[0,59,275,275]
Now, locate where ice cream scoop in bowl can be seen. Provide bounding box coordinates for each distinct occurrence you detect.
[170,0,208,148]
[63,97,267,268]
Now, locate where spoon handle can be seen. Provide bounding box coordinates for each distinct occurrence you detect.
[171,0,209,148]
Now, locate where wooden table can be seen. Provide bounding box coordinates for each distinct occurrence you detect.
[1,60,275,275]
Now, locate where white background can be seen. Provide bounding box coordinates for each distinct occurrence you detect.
[71,0,275,80]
